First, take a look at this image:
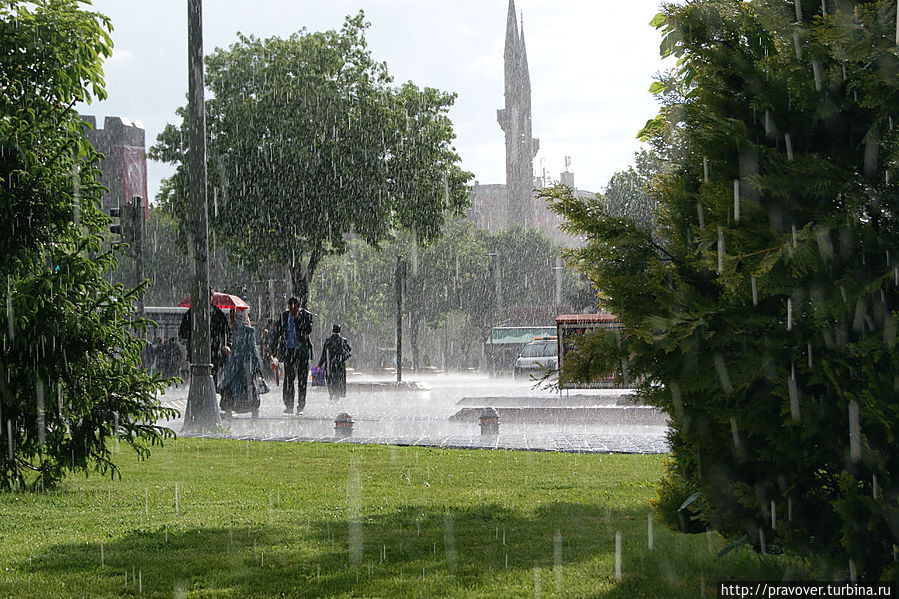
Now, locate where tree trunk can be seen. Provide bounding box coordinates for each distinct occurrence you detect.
[290,248,322,308]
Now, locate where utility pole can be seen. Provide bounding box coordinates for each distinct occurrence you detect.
[131,196,145,321]
[183,0,219,432]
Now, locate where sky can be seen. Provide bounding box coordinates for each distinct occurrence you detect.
[75,0,672,203]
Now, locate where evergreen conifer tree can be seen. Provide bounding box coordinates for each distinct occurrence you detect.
[545,0,899,578]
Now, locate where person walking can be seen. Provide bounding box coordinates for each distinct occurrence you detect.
[272,297,313,415]
[318,324,351,400]
[217,312,263,420]
[178,289,231,384]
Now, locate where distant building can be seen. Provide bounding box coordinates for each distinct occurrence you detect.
[80,115,148,216]
[467,0,594,246]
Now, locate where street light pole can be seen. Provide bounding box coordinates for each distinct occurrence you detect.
[182,0,219,432]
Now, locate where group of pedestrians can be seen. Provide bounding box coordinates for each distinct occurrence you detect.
[176,291,352,420]
[140,336,187,380]
[269,297,352,415]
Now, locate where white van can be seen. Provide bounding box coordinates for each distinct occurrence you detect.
[513,337,558,380]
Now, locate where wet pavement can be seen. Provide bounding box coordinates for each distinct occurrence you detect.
[159,373,670,454]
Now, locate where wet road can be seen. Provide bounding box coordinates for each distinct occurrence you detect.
[159,372,670,454]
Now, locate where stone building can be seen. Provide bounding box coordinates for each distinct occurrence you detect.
[80,115,148,216]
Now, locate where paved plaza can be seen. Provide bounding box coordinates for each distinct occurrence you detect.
[160,373,670,454]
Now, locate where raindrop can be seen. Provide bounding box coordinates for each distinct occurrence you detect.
[100,543,104,567]
[733,179,740,222]
[787,299,793,331]
[789,363,800,422]
[553,531,562,591]
[884,314,897,348]
[6,420,13,460]
[717,227,725,274]
[849,559,857,582]
[175,483,179,516]
[895,3,899,46]
[6,277,14,344]
[670,381,685,422]
[812,61,823,92]
[794,0,803,21]
[697,203,705,230]
[533,565,541,598]
[444,513,457,570]
[848,401,861,462]
[614,531,622,580]
[770,500,777,530]
[647,513,654,550]
[703,156,709,182]
[730,417,741,449]
[36,379,45,445]
[751,276,758,306]
[873,474,879,499]
[759,527,767,554]
[785,132,794,161]
[714,354,733,393]
[815,226,833,258]
[348,462,363,564]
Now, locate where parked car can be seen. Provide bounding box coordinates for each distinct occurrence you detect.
[513,337,558,379]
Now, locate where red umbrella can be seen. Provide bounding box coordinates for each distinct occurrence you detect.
[177,291,250,311]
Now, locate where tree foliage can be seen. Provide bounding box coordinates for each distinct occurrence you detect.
[546,0,899,578]
[310,218,592,369]
[0,0,175,490]
[599,150,661,231]
[150,13,471,307]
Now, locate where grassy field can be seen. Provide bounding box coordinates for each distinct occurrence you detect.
[0,438,806,598]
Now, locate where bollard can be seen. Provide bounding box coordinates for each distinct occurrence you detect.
[334,412,354,438]
[479,407,499,436]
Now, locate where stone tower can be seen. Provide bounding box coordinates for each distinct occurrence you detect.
[496,0,539,228]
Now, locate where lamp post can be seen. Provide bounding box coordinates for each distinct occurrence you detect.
[182,0,219,432]
[553,256,564,307]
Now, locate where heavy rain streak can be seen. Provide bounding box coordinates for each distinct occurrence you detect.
[1,0,898,597]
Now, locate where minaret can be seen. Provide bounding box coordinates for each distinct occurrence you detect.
[497,0,539,229]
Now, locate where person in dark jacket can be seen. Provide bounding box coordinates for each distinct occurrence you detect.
[271,296,313,415]
[179,291,231,383]
[318,324,351,400]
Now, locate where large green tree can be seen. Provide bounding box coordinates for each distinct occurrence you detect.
[546,0,899,578]
[0,0,175,490]
[151,13,471,307]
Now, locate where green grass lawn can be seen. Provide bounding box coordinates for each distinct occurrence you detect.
[0,438,806,598]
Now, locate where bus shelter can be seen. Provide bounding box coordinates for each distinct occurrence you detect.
[555,313,624,388]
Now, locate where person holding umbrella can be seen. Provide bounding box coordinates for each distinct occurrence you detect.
[217,311,263,420]
[178,288,231,384]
